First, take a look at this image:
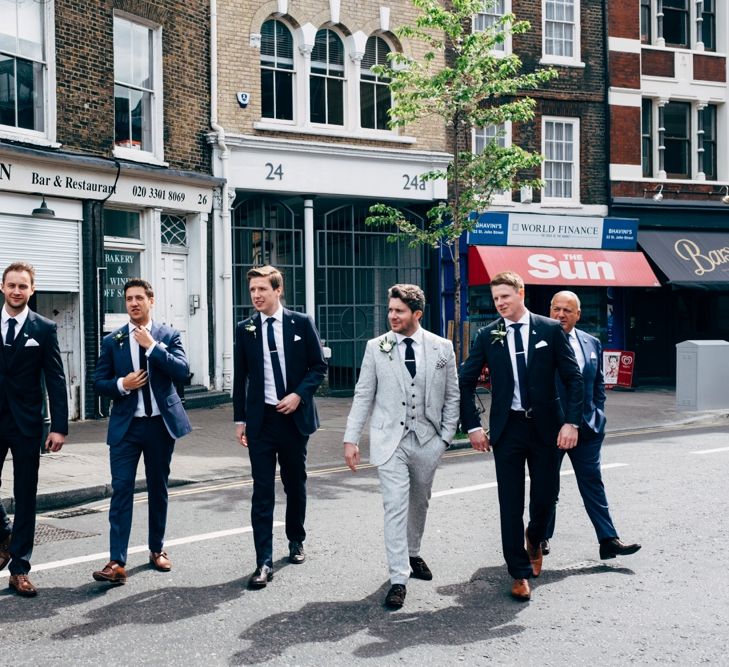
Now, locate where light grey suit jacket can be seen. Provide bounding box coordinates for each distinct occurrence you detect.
[344,328,460,467]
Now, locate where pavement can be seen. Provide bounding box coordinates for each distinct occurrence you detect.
[1,387,727,513]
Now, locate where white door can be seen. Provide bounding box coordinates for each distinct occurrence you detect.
[159,252,188,350]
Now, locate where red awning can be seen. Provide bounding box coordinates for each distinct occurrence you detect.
[468,245,661,287]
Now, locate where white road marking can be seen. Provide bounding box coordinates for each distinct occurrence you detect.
[691,446,729,455]
[0,522,284,579]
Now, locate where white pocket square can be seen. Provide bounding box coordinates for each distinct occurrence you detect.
[24,338,40,347]
[294,334,302,342]
[535,340,548,349]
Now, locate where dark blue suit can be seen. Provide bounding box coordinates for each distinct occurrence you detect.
[233,309,327,567]
[0,310,68,575]
[95,322,191,564]
[544,328,617,542]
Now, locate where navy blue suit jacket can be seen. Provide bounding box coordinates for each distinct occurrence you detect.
[94,322,192,446]
[233,309,327,439]
[459,313,583,446]
[566,328,607,439]
[0,310,68,438]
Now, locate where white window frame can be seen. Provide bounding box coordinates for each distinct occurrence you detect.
[259,18,297,125]
[473,0,512,55]
[0,0,57,146]
[309,27,346,128]
[112,12,165,166]
[359,35,393,132]
[541,116,580,204]
[473,122,513,203]
[541,0,584,68]
[644,0,722,52]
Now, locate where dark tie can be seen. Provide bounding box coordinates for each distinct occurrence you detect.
[138,338,153,416]
[266,317,286,400]
[511,323,530,412]
[4,318,16,346]
[403,337,416,378]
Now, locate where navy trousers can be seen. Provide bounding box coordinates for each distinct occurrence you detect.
[247,405,308,568]
[0,411,40,575]
[544,432,618,542]
[108,416,175,565]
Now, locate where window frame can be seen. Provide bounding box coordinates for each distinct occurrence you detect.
[541,116,580,204]
[360,35,392,131]
[472,121,513,203]
[644,0,717,51]
[309,28,346,127]
[642,99,653,178]
[541,0,582,67]
[473,0,511,55]
[662,0,689,48]
[0,0,56,144]
[260,18,296,123]
[112,12,165,165]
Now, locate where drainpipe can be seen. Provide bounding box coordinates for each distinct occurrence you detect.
[210,0,233,392]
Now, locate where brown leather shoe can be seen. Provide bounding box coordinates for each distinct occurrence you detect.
[248,564,273,589]
[511,578,531,601]
[9,574,38,597]
[149,551,172,572]
[525,530,543,577]
[0,533,10,571]
[93,561,127,584]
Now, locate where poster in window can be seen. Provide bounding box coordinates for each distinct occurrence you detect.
[104,250,140,314]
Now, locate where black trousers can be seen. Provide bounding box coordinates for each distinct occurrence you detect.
[248,405,308,567]
[0,411,41,575]
[492,410,561,580]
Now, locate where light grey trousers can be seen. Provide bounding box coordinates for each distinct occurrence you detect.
[377,431,446,585]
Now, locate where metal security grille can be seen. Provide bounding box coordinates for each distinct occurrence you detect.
[161,214,188,248]
[231,197,304,326]
[316,204,427,392]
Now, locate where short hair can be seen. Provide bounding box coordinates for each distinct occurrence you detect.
[247,265,283,290]
[490,271,524,291]
[124,278,154,298]
[2,261,36,286]
[388,284,425,313]
[551,290,581,310]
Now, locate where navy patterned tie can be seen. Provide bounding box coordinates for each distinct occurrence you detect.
[511,323,530,412]
[4,318,16,347]
[266,317,286,400]
[403,338,416,378]
[138,341,153,416]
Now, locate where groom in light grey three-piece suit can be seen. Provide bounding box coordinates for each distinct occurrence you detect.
[344,284,459,610]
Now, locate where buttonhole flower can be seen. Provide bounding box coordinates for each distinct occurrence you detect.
[491,322,507,346]
[113,330,128,348]
[379,337,396,360]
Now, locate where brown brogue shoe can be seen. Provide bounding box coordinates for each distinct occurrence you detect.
[0,533,10,571]
[511,578,531,601]
[149,551,172,572]
[525,530,543,577]
[93,561,127,584]
[9,574,38,597]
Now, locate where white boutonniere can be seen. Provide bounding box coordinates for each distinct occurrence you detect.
[491,322,507,347]
[113,330,128,348]
[379,337,396,360]
[244,322,256,338]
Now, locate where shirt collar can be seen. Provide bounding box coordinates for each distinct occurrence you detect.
[504,310,530,329]
[395,325,423,345]
[128,320,153,333]
[2,305,29,326]
[261,305,284,324]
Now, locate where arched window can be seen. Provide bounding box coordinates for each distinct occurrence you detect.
[260,19,294,120]
[310,29,344,125]
[360,36,392,130]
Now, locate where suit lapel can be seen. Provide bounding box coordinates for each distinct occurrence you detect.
[526,315,538,370]
[385,332,407,397]
[5,312,34,367]
[282,309,294,391]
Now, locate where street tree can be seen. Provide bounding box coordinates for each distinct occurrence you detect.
[367,0,558,360]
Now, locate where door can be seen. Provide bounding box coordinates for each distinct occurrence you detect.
[159,252,188,350]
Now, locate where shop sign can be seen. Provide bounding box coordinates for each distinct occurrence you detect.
[104,250,140,314]
[0,159,214,213]
[468,212,638,250]
[603,349,635,388]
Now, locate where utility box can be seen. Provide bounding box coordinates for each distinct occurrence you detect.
[676,340,729,411]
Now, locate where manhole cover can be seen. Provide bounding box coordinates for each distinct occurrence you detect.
[34,523,99,545]
[45,507,101,519]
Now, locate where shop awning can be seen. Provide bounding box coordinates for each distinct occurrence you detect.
[639,230,729,288]
[468,245,661,287]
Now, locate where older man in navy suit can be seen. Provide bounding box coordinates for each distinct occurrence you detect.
[541,291,641,560]
[0,262,68,597]
[234,265,326,589]
[92,278,191,584]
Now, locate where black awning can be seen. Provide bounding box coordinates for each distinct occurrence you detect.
[639,230,729,288]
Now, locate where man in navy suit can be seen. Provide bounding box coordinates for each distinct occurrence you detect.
[0,262,68,597]
[541,291,640,560]
[92,278,192,584]
[233,265,326,589]
[459,271,583,601]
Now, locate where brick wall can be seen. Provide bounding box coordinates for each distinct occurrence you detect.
[641,49,675,78]
[607,0,639,40]
[55,0,211,172]
[693,54,726,83]
[610,106,641,165]
[609,52,640,89]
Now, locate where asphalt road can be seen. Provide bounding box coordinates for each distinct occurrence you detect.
[1,424,727,666]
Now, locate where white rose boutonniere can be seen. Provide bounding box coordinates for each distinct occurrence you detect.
[244,322,256,338]
[491,322,508,347]
[113,330,128,348]
[379,337,396,360]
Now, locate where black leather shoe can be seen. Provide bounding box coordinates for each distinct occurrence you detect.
[248,565,273,589]
[540,539,550,556]
[409,556,433,580]
[599,538,641,560]
[385,584,406,609]
[288,541,305,564]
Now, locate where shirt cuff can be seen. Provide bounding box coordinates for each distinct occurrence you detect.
[116,377,130,395]
[146,341,157,355]
[467,427,484,434]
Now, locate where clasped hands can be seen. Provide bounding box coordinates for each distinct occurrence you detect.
[121,327,155,391]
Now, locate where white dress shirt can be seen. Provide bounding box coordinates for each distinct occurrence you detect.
[115,321,161,417]
[262,305,287,406]
[2,305,29,345]
[568,329,585,371]
[395,326,424,373]
[503,310,531,411]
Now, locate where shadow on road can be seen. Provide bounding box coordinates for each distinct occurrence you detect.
[230,562,633,664]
